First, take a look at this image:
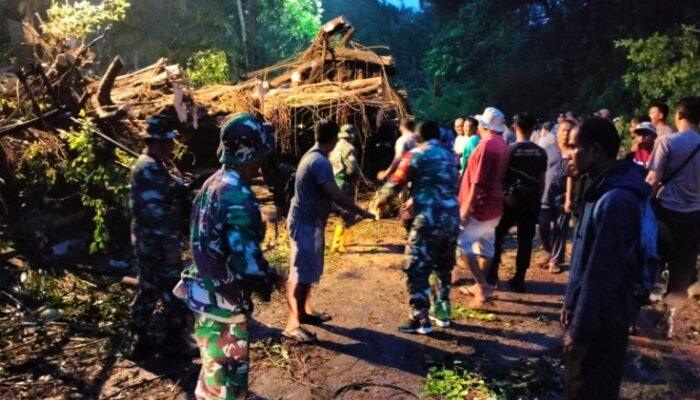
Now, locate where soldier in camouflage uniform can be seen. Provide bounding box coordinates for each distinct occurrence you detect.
[128,115,191,358]
[173,113,277,400]
[376,121,460,334]
[329,124,361,252]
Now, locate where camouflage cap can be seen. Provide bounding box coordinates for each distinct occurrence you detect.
[139,115,178,140]
[219,113,276,165]
[338,124,356,139]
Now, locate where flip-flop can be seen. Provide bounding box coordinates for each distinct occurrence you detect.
[282,327,317,343]
[300,312,332,325]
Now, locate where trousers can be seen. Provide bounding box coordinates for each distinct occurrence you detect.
[538,206,570,264]
[654,204,700,297]
[564,329,629,400]
[194,315,249,400]
[490,197,540,283]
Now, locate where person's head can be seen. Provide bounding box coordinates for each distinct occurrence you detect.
[141,115,178,159]
[649,103,669,125]
[598,108,611,120]
[315,118,339,152]
[542,121,552,133]
[632,121,657,150]
[219,113,276,179]
[416,120,440,143]
[465,117,478,136]
[570,117,620,178]
[338,124,356,143]
[556,119,575,154]
[454,117,465,136]
[557,113,565,124]
[513,112,537,138]
[475,107,506,136]
[399,118,415,135]
[674,96,700,130]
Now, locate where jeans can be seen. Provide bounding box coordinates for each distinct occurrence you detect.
[538,206,570,265]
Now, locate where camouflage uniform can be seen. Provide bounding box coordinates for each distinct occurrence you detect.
[329,137,360,197]
[129,151,189,345]
[175,114,275,400]
[378,139,460,318]
[329,126,361,252]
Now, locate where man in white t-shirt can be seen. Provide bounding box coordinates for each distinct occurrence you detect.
[453,117,469,160]
[378,119,417,181]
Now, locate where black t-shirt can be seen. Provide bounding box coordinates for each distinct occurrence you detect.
[505,141,548,191]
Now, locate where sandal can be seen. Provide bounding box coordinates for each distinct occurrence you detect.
[300,312,332,325]
[282,327,317,343]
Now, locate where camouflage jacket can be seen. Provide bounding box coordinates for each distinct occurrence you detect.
[380,139,459,227]
[130,153,185,257]
[180,167,270,321]
[329,138,360,195]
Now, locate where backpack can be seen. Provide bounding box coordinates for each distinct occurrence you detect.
[631,199,661,305]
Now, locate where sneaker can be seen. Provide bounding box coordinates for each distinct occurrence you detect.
[398,317,432,334]
[430,300,451,327]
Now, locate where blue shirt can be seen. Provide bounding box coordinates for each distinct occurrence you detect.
[288,145,335,226]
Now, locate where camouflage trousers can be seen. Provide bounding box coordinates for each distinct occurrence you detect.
[129,254,190,344]
[194,314,249,400]
[405,220,459,317]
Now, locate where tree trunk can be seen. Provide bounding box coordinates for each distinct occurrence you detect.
[236,0,249,69]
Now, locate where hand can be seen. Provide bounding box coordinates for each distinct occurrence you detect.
[376,170,388,181]
[460,212,470,226]
[564,199,572,215]
[560,307,572,327]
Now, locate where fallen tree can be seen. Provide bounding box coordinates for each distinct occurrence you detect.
[0,15,409,265]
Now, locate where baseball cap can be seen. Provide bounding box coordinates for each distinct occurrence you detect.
[219,113,276,166]
[633,122,657,136]
[474,107,506,132]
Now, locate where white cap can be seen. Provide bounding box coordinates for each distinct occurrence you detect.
[633,121,657,136]
[474,107,506,133]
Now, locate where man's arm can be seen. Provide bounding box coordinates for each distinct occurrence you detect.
[646,136,668,194]
[460,182,478,224]
[321,181,374,219]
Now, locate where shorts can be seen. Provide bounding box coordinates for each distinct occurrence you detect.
[456,216,501,258]
[288,221,325,284]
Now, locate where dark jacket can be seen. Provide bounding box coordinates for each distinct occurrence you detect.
[564,160,651,340]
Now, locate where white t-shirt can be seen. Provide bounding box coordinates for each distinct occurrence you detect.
[394,132,417,159]
[453,135,468,156]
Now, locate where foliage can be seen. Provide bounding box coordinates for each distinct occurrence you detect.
[59,114,134,253]
[186,49,230,87]
[451,305,497,322]
[424,362,499,400]
[616,25,700,107]
[42,0,129,41]
[255,0,323,66]
[21,268,131,324]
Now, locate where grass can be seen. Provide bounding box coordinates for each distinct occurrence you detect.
[424,362,499,400]
[451,305,498,322]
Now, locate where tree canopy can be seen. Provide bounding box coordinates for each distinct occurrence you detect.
[1,0,698,120]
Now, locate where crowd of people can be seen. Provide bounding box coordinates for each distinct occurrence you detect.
[125,96,700,399]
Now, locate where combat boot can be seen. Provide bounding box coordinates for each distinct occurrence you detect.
[331,224,345,253]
